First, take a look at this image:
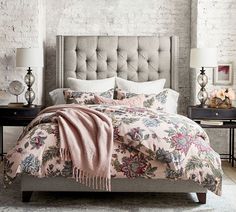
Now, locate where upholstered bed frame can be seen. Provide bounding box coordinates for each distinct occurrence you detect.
[21,35,207,203]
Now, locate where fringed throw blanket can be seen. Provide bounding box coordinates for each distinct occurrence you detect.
[40,105,113,191]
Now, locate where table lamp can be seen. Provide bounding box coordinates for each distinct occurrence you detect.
[190,48,217,108]
[16,48,43,107]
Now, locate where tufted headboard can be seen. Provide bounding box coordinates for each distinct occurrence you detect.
[56,36,179,90]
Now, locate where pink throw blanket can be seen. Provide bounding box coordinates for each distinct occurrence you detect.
[39,105,113,191]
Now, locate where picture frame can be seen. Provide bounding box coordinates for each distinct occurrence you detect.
[213,63,233,85]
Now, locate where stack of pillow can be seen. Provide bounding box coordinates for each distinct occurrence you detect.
[49,77,179,114]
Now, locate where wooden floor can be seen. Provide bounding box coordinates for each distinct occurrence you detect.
[222,161,236,185]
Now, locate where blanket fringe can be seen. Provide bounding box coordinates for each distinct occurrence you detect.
[60,148,71,161]
[73,167,111,191]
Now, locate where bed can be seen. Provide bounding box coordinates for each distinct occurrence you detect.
[4,36,222,204]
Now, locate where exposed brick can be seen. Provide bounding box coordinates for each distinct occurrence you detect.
[192,0,236,154]
[0,0,44,104]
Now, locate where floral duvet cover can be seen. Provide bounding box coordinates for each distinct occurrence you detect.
[4,105,223,195]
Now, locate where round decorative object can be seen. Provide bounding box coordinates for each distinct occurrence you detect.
[8,80,24,96]
[8,80,25,107]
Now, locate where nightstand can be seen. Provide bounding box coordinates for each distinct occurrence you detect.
[188,106,236,167]
[0,105,43,160]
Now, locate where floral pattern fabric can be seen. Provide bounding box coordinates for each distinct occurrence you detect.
[4,105,223,195]
[116,89,169,111]
[64,88,114,104]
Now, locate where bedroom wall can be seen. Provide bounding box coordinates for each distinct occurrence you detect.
[0,0,45,105]
[191,0,236,154]
[192,0,236,104]
[1,0,235,155]
[45,0,191,115]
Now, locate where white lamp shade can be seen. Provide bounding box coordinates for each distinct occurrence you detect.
[16,48,44,68]
[190,48,217,68]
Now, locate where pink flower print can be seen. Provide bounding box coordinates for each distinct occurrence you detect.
[192,138,211,152]
[172,133,192,155]
[120,154,147,178]
[30,135,46,149]
[128,127,144,142]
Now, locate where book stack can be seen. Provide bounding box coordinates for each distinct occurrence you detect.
[200,120,223,126]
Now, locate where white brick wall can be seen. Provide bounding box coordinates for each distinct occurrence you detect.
[192,0,236,154]
[194,0,236,104]
[0,0,44,105]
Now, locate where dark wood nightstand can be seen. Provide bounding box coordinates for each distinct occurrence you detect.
[0,105,43,159]
[188,106,236,167]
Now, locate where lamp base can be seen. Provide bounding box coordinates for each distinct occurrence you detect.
[197,67,208,109]
[24,104,36,108]
[196,104,208,108]
[24,67,36,107]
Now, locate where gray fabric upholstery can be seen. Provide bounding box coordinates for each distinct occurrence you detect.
[56,36,179,89]
[22,175,207,193]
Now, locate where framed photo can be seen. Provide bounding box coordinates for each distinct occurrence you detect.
[213,63,233,85]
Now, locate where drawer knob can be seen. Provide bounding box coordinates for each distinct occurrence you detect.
[215,112,219,116]
[13,112,17,115]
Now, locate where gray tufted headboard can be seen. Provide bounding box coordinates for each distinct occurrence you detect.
[56,35,179,90]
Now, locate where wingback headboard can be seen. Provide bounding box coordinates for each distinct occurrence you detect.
[56,35,179,90]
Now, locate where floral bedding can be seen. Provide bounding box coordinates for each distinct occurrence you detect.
[4,104,223,195]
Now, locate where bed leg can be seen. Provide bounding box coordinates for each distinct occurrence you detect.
[22,191,33,202]
[196,192,206,204]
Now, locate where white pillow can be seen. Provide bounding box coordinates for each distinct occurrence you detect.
[68,77,115,92]
[164,88,179,114]
[116,77,166,94]
[49,88,68,105]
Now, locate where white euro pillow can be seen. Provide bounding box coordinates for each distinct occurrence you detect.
[164,88,179,114]
[116,77,166,94]
[68,77,115,92]
[49,88,68,105]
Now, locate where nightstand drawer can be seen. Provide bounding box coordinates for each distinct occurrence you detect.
[0,106,43,126]
[0,107,41,118]
[188,106,236,120]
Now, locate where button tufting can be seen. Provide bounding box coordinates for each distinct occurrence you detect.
[157,70,161,73]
